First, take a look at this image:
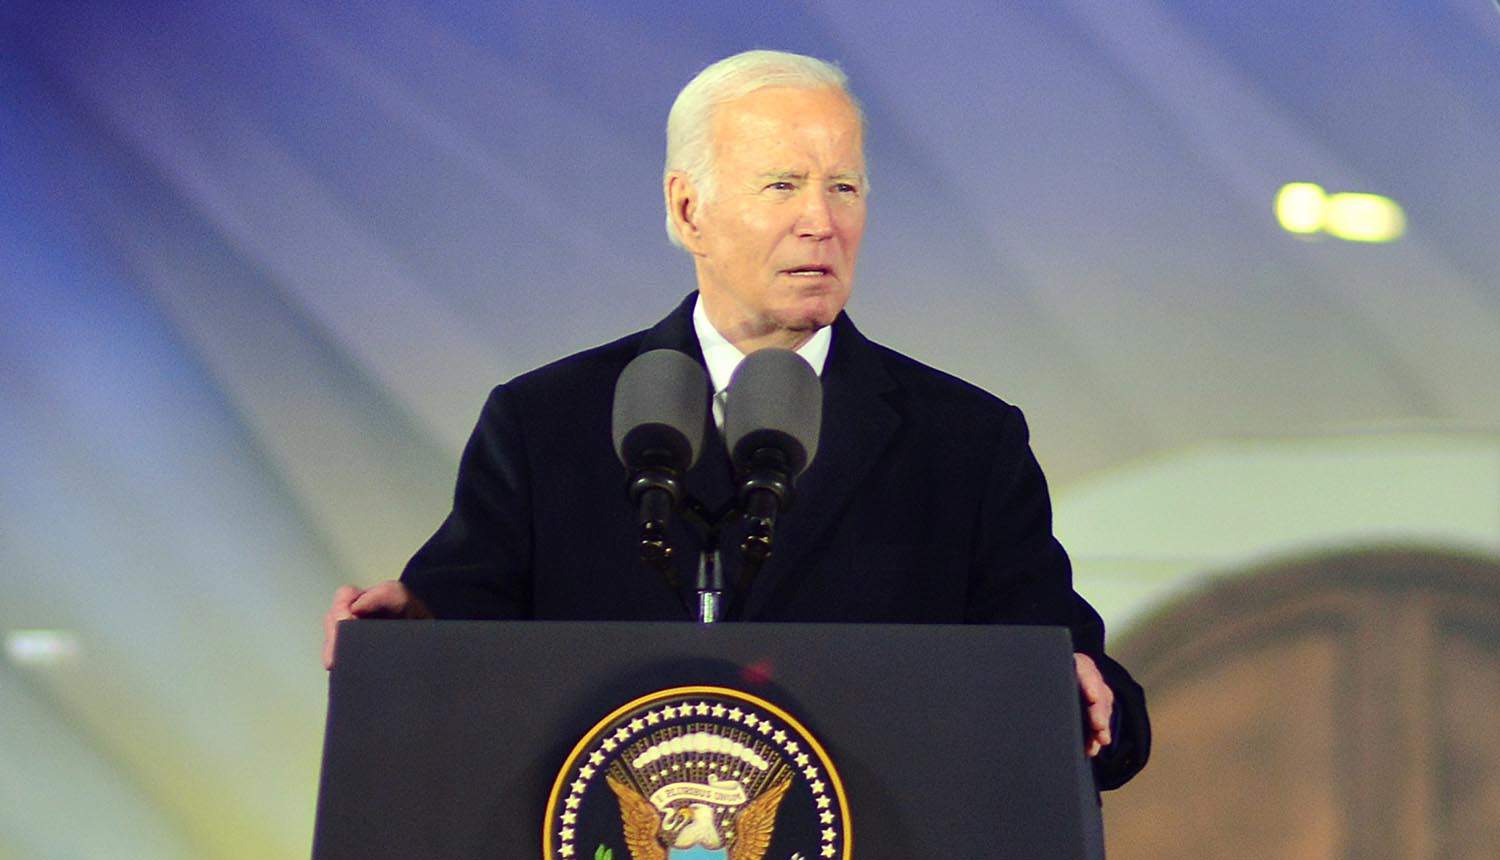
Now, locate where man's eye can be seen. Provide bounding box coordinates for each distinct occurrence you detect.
[765,181,796,191]
[833,183,860,195]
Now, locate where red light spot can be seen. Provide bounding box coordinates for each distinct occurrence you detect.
[739,659,775,686]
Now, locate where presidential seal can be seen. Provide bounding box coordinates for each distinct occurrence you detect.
[544,686,851,860]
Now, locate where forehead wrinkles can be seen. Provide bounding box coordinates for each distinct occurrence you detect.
[709,92,865,176]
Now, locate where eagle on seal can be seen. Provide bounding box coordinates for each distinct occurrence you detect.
[606,774,792,860]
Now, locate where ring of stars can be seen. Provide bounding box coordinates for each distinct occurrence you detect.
[553,692,845,859]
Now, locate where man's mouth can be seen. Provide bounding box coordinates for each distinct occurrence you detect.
[783,265,832,278]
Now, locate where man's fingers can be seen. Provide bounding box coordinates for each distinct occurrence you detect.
[324,582,384,669]
[321,627,338,671]
[348,581,411,618]
[322,586,363,671]
[1074,653,1110,700]
[323,582,425,670]
[1089,700,1113,747]
[331,584,361,614]
[1084,698,1111,757]
[1074,652,1115,756]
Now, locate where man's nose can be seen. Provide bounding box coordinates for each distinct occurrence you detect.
[796,190,835,239]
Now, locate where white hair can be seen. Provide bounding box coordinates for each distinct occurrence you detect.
[663,49,866,248]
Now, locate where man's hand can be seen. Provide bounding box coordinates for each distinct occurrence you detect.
[1075,652,1114,758]
[322,580,432,670]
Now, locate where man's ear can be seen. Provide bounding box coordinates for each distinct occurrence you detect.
[665,171,704,253]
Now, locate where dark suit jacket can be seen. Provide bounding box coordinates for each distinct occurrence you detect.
[402,292,1149,788]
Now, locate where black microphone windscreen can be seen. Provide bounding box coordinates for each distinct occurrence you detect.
[724,348,823,477]
[612,349,709,471]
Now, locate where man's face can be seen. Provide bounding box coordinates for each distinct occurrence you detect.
[686,86,867,345]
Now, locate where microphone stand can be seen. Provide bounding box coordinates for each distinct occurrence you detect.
[638,495,775,625]
[677,498,732,624]
[694,546,726,624]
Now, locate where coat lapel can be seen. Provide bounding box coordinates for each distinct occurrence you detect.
[739,312,901,619]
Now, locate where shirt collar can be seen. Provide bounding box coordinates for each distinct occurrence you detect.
[692,293,832,395]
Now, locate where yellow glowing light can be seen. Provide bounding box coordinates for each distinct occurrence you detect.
[1275,182,1405,243]
[1275,182,1327,234]
[1325,192,1406,243]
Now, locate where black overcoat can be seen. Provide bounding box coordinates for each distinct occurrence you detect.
[402,292,1149,788]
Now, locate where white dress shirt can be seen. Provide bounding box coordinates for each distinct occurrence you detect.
[692,295,832,429]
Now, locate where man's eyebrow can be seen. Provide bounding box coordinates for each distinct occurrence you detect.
[756,170,865,182]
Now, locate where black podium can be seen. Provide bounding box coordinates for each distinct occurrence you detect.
[313,621,1102,859]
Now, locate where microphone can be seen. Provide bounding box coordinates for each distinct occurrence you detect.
[612,350,709,569]
[723,348,822,566]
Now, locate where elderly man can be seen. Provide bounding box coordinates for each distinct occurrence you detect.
[323,50,1148,789]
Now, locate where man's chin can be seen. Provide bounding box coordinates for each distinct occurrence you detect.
[777,293,847,332]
